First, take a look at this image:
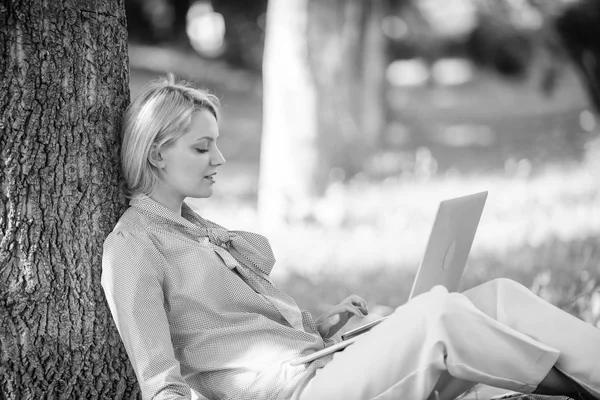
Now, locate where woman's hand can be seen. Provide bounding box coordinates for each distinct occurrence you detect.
[315,294,368,339]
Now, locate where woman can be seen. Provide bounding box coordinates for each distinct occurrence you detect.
[101,75,600,400]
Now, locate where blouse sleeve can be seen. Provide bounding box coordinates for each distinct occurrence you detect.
[101,228,207,400]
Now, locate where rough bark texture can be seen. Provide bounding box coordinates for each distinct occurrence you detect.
[258,0,386,226]
[0,1,137,398]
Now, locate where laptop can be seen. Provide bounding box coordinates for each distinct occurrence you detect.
[290,191,488,366]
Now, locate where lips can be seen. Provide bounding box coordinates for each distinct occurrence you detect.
[204,172,217,181]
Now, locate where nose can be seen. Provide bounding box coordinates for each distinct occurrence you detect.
[210,147,226,167]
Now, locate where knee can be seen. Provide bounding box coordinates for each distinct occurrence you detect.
[482,278,530,296]
[415,286,476,322]
[438,292,476,321]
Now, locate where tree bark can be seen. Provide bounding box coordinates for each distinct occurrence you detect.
[258,0,387,227]
[0,1,136,398]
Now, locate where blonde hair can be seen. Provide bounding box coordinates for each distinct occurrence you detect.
[121,74,221,198]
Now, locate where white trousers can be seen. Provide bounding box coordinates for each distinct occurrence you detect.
[298,278,600,400]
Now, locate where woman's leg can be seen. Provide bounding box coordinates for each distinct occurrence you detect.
[463,278,600,398]
[298,285,560,400]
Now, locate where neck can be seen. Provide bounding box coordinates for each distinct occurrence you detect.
[147,189,184,215]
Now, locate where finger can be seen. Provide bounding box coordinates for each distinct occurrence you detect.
[345,294,362,303]
[347,295,369,314]
[356,298,368,314]
[344,303,365,318]
[345,294,364,308]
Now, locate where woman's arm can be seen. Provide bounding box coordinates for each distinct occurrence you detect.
[101,229,207,400]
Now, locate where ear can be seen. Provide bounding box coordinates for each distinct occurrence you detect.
[148,143,165,168]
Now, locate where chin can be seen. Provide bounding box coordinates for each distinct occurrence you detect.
[192,188,213,199]
[186,181,215,199]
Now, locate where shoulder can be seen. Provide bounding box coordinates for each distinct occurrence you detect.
[102,207,158,262]
[102,207,166,281]
[111,206,149,236]
[105,205,158,242]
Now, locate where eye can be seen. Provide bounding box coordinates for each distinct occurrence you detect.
[195,148,209,154]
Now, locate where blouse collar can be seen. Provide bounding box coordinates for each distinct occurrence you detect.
[129,195,203,231]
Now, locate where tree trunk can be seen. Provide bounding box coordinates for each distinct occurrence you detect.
[0,1,137,398]
[258,0,387,227]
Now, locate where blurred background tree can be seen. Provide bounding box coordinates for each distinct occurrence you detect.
[258,0,387,226]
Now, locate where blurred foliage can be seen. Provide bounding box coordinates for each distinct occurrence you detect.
[126,0,266,70]
[554,0,600,111]
[466,15,533,79]
[211,0,267,71]
[126,0,190,44]
[124,0,600,109]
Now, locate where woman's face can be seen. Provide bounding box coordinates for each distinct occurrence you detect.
[153,109,225,205]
